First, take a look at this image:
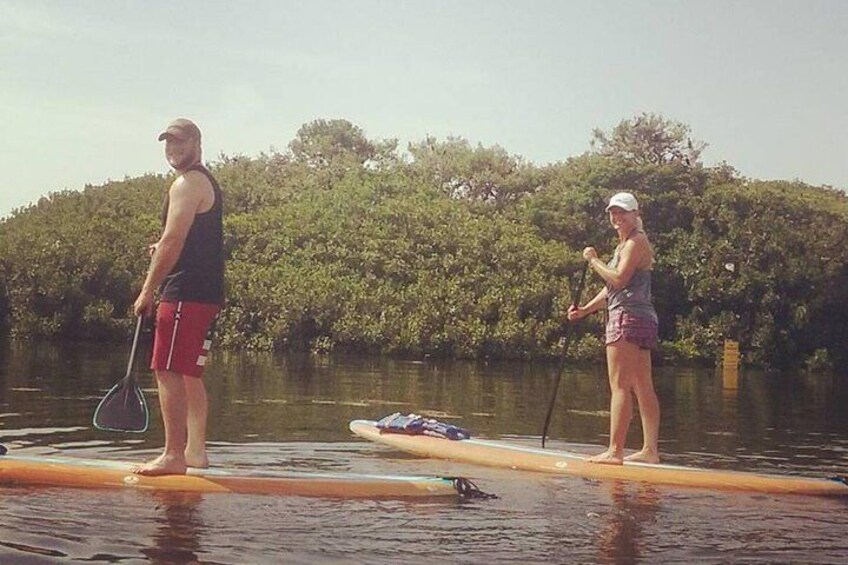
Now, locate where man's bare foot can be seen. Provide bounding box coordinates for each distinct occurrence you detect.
[587,450,624,465]
[624,449,660,464]
[133,453,187,476]
[185,451,209,469]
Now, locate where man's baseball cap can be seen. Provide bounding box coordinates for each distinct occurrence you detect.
[605,192,639,212]
[158,118,201,141]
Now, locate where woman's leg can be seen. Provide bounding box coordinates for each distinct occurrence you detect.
[625,348,660,463]
[589,341,633,464]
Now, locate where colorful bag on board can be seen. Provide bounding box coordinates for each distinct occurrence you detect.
[376,412,471,441]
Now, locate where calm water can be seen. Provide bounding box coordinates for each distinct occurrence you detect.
[1,339,847,564]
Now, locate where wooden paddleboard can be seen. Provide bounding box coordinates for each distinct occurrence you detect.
[350,419,848,497]
[0,450,465,499]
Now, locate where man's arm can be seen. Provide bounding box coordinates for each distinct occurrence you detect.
[133,174,207,316]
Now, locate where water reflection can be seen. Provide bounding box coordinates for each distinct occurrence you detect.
[595,481,661,564]
[142,492,205,565]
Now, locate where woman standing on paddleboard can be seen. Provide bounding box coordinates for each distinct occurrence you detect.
[567,192,660,465]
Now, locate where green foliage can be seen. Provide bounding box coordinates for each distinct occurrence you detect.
[0,176,161,339]
[407,137,542,207]
[219,170,576,358]
[1,115,847,374]
[290,119,398,171]
[804,349,834,373]
[213,151,295,214]
[662,180,848,368]
[591,112,707,167]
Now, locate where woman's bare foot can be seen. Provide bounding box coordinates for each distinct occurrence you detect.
[133,453,187,476]
[587,449,624,465]
[185,451,209,469]
[624,449,660,464]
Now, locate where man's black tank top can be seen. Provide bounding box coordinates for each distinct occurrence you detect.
[159,164,225,305]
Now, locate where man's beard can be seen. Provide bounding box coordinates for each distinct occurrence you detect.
[171,150,198,171]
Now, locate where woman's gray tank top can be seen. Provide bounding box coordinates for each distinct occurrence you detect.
[606,234,658,323]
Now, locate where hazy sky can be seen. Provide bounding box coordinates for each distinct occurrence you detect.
[2,0,846,218]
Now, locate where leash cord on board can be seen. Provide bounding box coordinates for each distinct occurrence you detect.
[451,478,498,500]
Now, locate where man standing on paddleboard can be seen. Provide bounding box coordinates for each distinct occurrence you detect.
[133,118,225,476]
[567,192,661,465]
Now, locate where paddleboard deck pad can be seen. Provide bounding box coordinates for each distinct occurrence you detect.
[350,419,848,497]
[0,448,487,499]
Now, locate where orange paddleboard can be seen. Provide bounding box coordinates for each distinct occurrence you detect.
[0,450,467,499]
[350,420,848,497]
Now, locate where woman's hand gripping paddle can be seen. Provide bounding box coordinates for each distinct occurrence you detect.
[93,316,149,433]
[541,262,589,448]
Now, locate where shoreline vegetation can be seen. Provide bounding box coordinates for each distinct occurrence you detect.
[1,114,846,374]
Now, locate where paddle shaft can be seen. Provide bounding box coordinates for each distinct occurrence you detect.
[541,262,589,448]
[124,316,143,381]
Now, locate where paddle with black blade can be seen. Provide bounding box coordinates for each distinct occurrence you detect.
[541,262,589,448]
[92,316,149,432]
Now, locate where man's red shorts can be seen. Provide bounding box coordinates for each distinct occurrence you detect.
[152,301,220,378]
